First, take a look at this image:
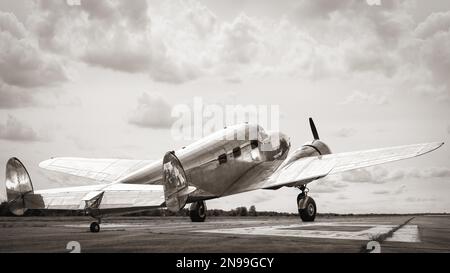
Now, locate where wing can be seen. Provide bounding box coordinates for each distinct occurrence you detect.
[224,142,444,194]
[25,184,166,212]
[39,157,156,183]
[327,142,444,175]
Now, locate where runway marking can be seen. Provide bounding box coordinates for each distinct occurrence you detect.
[385,224,419,243]
[195,222,420,243]
[62,220,266,229]
[63,223,151,230]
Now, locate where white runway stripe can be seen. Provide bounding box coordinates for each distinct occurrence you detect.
[195,222,420,243]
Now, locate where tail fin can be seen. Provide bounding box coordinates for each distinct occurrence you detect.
[162,151,195,212]
[5,157,34,216]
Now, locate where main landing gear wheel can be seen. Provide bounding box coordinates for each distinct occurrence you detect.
[297,186,316,222]
[189,201,206,222]
[90,221,100,233]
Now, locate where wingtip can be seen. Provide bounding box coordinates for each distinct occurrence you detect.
[425,141,445,154]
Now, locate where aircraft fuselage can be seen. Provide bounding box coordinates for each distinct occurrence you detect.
[118,124,294,201]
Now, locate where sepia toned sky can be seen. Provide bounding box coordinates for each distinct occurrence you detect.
[0,0,449,213]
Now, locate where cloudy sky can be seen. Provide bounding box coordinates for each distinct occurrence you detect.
[0,0,449,213]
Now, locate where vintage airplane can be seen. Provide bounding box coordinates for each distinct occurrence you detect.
[5,118,443,232]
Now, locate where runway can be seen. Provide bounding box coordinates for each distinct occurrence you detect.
[0,215,449,253]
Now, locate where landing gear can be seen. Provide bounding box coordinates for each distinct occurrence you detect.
[89,217,101,233]
[297,185,316,222]
[90,221,100,233]
[189,201,206,222]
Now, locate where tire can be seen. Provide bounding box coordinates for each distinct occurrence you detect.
[189,201,206,222]
[90,222,100,233]
[298,196,316,222]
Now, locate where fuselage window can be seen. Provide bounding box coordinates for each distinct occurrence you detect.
[233,147,241,158]
[218,153,227,164]
[251,140,259,149]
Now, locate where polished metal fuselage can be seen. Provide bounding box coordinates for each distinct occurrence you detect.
[118,124,292,200]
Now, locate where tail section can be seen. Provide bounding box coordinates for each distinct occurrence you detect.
[5,157,34,216]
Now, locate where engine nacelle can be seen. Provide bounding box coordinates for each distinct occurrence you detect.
[282,140,332,168]
[302,140,332,156]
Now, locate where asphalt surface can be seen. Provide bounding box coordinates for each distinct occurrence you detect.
[0,215,449,253]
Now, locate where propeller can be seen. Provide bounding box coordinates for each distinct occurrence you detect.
[309,118,320,140]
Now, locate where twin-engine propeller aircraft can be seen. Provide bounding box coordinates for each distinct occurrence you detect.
[5,118,443,232]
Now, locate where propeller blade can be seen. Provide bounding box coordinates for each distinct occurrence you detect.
[309,118,320,140]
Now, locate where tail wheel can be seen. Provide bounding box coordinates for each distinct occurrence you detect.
[90,222,100,233]
[189,201,206,222]
[298,195,316,222]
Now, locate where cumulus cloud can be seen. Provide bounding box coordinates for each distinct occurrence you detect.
[0,11,26,37]
[128,93,175,129]
[408,167,450,179]
[218,14,262,65]
[393,184,406,194]
[0,11,66,109]
[11,0,442,93]
[0,81,35,108]
[28,0,207,84]
[251,193,275,204]
[0,11,66,88]
[0,0,446,97]
[0,115,41,141]
[405,197,437,203]
[291,1,413,76]
[340,165,450,184]
[16,1,376,83]
[290,0,450,99]
[411,11,450,98]
[294,0,355,20]
[341,167,389,184]
[310,177,348,193]
[342,167,399,184]
[31,0,151,70]
[415,11,450,39]
[372,184,406,195]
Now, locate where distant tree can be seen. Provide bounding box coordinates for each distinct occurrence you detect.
[249,205,257,216]
[237,206,248,216]
[209,209,223,216]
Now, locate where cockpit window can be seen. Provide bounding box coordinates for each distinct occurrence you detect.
[233,147,241,157]
[218,154,227,164]
[250,140,258,149]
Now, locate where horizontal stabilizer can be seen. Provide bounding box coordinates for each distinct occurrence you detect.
[39,157,157,183]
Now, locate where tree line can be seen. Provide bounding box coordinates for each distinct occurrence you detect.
[0,202,298,217]
[2,202,446,217]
